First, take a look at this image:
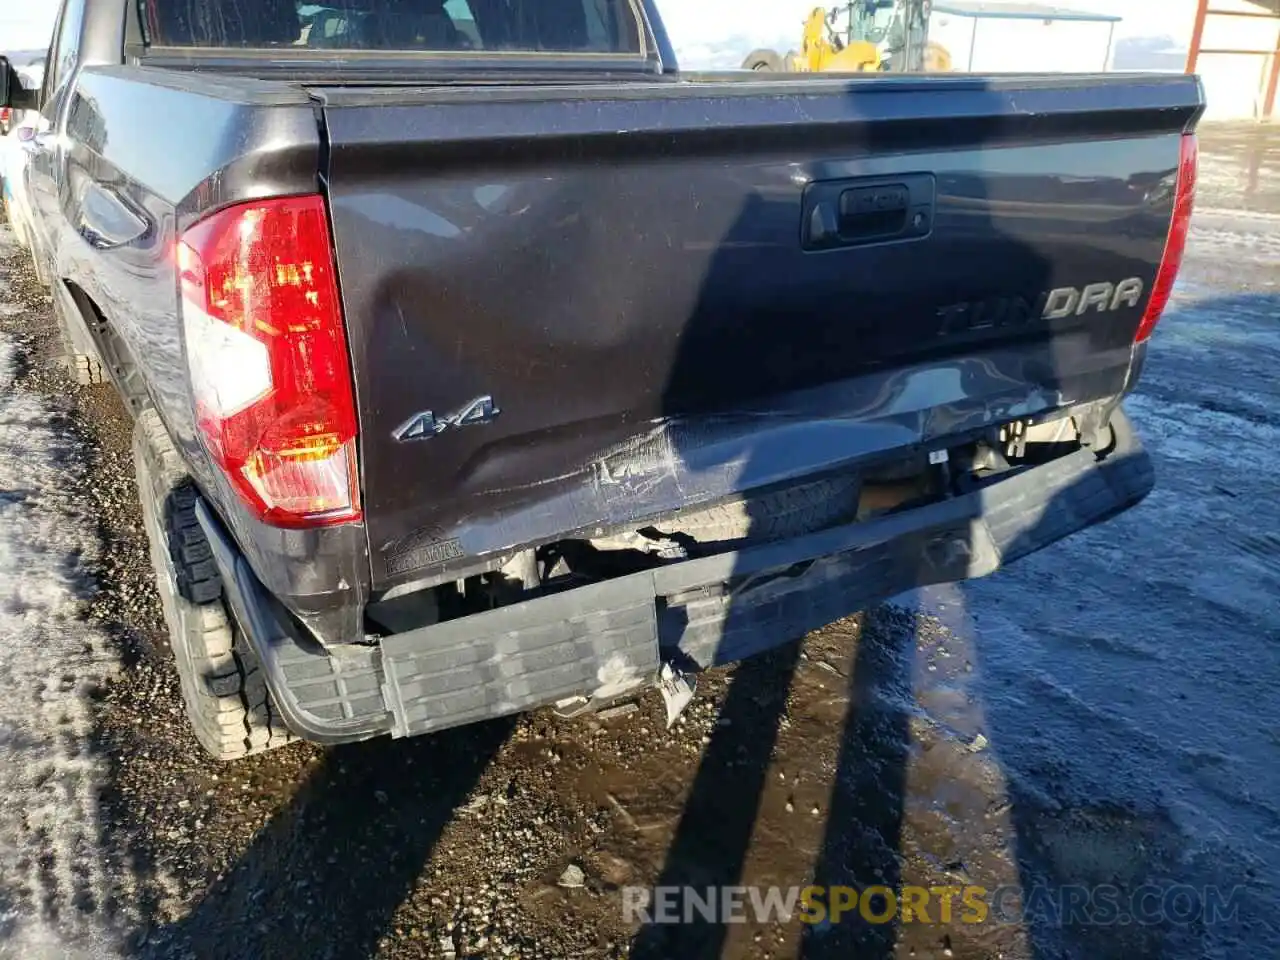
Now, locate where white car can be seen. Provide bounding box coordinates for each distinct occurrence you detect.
[0,62,43,251]
[1,112,40,253]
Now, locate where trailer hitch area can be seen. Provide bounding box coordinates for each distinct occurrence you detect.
[552,660,698,727]
[657,662,697,729]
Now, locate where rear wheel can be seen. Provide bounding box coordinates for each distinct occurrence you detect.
[742,49,784,72]
[50,287,107,385]
[924,41,953,72]
[133,409,295,761]
[65,353,107,386]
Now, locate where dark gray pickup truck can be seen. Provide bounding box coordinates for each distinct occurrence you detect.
[0,0,1203,760]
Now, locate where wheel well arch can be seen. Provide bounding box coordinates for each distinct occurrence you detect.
[62,279,150,417]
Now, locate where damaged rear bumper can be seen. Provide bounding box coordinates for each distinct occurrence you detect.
[197,410,1154,746]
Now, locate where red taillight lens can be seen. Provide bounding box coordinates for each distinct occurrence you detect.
[1135,133,1198,344]
[179,195,361,528]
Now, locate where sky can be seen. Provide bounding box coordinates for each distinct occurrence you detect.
[0,0,1212,68]
[659,0,1203,70]
[0,0,60,53]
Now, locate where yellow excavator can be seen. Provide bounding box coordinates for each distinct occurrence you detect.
[741,0,952,75]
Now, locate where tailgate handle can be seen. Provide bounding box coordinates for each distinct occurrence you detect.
[802,174,935,251]
[839,185,909,237]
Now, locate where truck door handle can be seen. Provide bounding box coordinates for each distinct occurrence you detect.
[802,174,935,251]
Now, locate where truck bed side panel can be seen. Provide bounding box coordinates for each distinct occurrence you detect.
[48,66,371,632]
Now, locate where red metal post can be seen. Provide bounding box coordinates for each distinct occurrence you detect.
[1186,0,1210,74]
[1265,32,1280,118]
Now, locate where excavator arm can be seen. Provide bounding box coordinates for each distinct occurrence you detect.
[881,0,951,72]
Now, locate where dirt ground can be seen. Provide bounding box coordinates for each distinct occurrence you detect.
[0,122,1276,960]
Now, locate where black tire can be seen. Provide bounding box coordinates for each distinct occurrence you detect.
[656,474,862,544]
[50,285,108,385]
[742,49,784,72]
[65,354,108,386]
[133,409,295,761]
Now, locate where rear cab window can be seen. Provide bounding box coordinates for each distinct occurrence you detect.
[138,0,644,55]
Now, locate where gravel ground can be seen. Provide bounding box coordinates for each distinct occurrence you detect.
[0,123,1275,960]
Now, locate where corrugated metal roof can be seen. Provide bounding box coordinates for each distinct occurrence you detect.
[932,1,1123,22]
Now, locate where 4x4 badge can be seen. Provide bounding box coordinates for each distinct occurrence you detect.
[393,396,501,442]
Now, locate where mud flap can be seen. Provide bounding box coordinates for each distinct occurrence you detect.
[379,576,661,739]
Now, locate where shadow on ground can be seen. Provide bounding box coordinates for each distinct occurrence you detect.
[139,720,515,960]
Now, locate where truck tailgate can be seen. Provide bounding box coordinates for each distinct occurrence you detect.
[316,74,1202,590]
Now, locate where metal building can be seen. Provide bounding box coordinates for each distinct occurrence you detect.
[1186,0,1280,119]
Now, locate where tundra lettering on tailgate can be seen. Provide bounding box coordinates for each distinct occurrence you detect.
[937,278,1145,337]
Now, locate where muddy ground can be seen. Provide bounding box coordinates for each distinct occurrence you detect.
[0,123,1276,960]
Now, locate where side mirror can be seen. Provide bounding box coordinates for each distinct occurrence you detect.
[17,126,37,144]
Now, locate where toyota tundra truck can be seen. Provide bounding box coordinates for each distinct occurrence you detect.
[0,0,1202,760]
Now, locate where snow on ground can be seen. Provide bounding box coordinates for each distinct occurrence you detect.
[1199,157,1280,217]
[0,225,121,958]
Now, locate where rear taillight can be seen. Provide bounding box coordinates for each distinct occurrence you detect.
[1135,133,1198,343]
[178,195,361,528]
